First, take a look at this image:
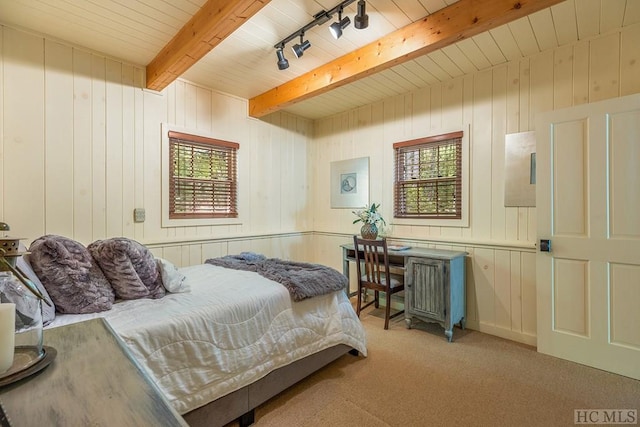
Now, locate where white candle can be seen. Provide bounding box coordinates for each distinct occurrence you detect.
[0,303,16,373]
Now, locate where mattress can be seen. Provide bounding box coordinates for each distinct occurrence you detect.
[46,264,368,414]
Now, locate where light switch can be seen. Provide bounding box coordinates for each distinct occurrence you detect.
[134,208,146,223]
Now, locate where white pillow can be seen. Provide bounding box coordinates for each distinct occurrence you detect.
[16,245,56,325]
[156,258,189,293]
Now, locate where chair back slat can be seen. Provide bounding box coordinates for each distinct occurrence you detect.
[352,235,405,330]
[354,236,390,286]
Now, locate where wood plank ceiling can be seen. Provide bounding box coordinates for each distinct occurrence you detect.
[248,0,565,117]
[0,0,638,120]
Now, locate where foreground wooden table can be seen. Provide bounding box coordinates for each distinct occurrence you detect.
[0,318,187,426]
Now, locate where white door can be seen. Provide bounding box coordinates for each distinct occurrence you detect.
[536,93,640,380]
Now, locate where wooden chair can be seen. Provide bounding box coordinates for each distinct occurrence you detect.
[353,236,405,329]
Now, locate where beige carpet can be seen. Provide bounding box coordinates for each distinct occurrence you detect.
[228,306,640,427]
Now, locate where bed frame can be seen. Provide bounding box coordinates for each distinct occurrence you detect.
[183,344,358,427]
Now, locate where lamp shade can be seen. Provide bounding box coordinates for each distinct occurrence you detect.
[291,39,311,58]
[329,16,350,39]
[354,0,369,29]
[276,48,289,70]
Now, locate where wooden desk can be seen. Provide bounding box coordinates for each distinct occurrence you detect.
[0,318,187,427]
[342,244,467,341]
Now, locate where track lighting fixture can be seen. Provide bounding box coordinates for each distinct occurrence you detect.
[276,46,289,70]
[354,0,369,30]
[273,0,369,70]
[329,7,351,39]
[291,33,311,58]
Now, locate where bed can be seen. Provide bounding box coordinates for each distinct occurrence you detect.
[43,261,367,426]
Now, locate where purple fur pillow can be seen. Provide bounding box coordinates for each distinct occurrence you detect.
[28,235,115,314]
[88,238,165,300]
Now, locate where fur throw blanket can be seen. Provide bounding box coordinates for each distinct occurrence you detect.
[205,252,347,301]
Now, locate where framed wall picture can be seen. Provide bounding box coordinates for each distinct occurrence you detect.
[330,157,369,208]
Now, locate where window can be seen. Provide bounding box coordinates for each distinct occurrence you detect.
[394,131,463,219]
[168,131,239,219]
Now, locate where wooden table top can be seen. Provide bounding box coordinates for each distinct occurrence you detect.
[0,318,187,427]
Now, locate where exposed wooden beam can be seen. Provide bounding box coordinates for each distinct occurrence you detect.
[249,0,564,118]
[146,0,271,92]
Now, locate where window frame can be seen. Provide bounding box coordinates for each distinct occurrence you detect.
[161,124,242,228]
[392,129,469,228]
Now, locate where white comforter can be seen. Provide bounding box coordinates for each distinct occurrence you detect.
[47,264,368,414]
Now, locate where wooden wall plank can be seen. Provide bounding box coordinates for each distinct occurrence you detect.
[504,62,520,242]
[122,64,136,238]
[461,75,473,242]
[589,33,621,102]
[518,58,531,130]
[412,86,431,136]
[494,249,512,329]
[92,55,107,240]
[142,89,166,240]
[491,66,507,241]
[529,50,554,124]
[44,40,74,237]
[196,86,212,132]
[521,251,537,336]
[105,59,124,238]
[553,44,574,109]
[2,28,45,238]
[0,28,3,220]
[471,71,492,240]
[620,24,640,96]
[441,77,463,130]
[133,67,145,241]
[572,41,590,105]
[510,251,523,332]
[473,248,496,326]
[430,83,443,131]
[73,50,94,243]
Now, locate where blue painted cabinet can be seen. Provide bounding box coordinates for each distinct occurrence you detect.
[405,252,466,342]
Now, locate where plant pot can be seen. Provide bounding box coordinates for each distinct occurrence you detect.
[360,223,378,240]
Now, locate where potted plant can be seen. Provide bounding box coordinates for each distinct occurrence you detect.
[352,203,385,240]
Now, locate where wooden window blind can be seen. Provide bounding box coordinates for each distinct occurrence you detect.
[168,131,239,219]
[394,131,463,219]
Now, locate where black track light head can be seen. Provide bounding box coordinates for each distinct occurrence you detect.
[292,37,311,58]
[291,33,311,59]
[276,47,289,70]
[354,0,369,30]
[329,8,351,39]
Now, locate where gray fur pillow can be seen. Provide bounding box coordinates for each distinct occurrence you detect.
[28,235,115,314]
[88,238,165,300]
